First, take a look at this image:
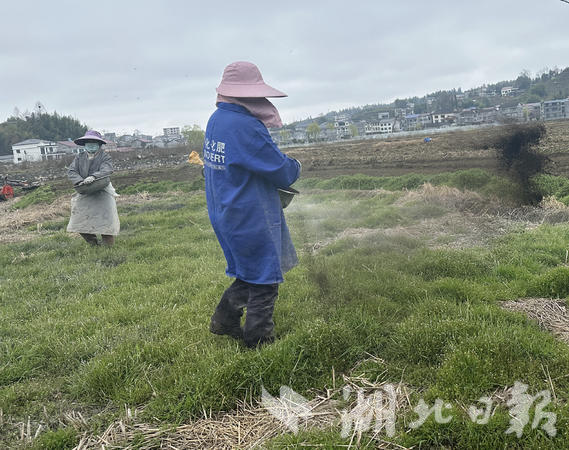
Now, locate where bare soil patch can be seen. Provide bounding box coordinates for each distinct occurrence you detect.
[286,121,569,178]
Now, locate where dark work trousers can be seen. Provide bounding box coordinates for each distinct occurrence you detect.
[212,278,279,347]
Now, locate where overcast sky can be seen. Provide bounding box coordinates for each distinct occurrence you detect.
[1,1,568,136]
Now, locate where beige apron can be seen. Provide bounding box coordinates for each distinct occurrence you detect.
[67,183,120,235]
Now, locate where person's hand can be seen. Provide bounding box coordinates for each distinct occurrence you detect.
[83,176,95,184]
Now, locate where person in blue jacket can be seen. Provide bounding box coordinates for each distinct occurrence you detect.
[205,61,301,348]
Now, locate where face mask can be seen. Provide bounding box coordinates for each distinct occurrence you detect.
[85,142,100,153]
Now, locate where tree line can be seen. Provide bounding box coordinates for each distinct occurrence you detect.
[0,112,88,155]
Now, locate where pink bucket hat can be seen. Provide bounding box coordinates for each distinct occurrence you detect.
[216,61,287,98]
[74,130,107,146]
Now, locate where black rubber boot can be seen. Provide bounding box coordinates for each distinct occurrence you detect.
[209,317,243,340]
[243,283,278,348]
[101,235,115,246]
[80,233,99,246]
[209,279,248,340]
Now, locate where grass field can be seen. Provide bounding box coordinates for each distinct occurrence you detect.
[2,164,569,448]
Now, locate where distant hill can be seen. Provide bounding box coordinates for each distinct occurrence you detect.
[283,66,569,128]
[0,112,88,155]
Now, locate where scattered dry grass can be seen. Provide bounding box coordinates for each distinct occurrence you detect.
[395,183,484,211]
[46,360,411,449]
[0,191,172,244]
[308,184,569,253]
[308,212,516,253]
[0,195,71,243]
[502,298,569,344]
[71,399,336,449]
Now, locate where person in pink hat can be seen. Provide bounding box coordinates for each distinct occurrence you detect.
[205,61,302,348]
[66,130,120,246]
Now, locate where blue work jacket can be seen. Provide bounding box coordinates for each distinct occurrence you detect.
[203,102,301,284]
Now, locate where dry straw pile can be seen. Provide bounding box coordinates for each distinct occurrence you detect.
[68,365,410,449]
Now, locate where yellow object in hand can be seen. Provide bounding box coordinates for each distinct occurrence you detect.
[188,151,204,166]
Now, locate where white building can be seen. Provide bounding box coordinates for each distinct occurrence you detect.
[501,86,519,97]
[541,98,569,121]
[432,113,454,124]
[152,135,185,148]
[365,120,394,134]
[334,115,351,139]
[402,113,432,131]
[163,127,181,137]
[11,139,63,164]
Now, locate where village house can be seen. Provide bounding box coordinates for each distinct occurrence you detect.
[56,140,81,155]
[152,135,185,148]
[11,139,63,164]
[314,123,336,141]
[496,103,540,122]
[457,108,482,126]
[334,115,352,139]
[468,86,496,98]
[522,102,542,121]
[117,134,135,147]
[292,127,308,143]
[130,138,153,149]
[497,104,523,122]
[152,135,168,148]
[431,113,455,125]
[501,86,519,97]
[163,127,181,137]
[402,113,431,131]
[394,107,414,118]
[478,107,498,123]
[365,119,394,135]
[541,98,569,121]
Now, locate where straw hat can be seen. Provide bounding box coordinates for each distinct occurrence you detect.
[216,61,287,98]
[74,130,107,146]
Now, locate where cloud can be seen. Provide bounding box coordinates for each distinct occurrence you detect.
[1,0,568,135]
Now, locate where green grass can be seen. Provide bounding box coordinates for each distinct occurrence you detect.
[532,174,569,205]
[298,170,569,206]
[2,171,569,448]
[31,428,78,450]
[12,186,57,209]
[297,168,520,201]
[118,178,204,195]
